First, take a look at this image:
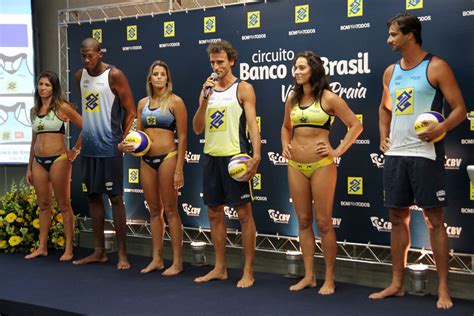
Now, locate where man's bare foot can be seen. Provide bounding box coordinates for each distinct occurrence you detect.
[194,268,228,283]
[236,273,255,288]
[318,280,336,295]
[59,252,74,261]
[72,252,108,265]
[289,277,317,291]
[140,260,164,273]
[162,264,183,276]
[369,285,404,299]
[25,249,48,259]
[117,258,130,270]
[436,287,453,309]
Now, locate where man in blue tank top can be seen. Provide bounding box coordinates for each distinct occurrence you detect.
[369,14,466,309]
[72,38,136,270]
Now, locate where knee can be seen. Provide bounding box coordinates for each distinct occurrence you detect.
[37,199,51,212]
[317,217,333,234]
[108,195,123,207]
[298,216,313,231]
[424,214,444,230]
[87,194,102,206]
[57,200,71,213]
[389,210,409,226]
[207,207,223,223]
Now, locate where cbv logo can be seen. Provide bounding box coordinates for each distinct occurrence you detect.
[268,209,291,224]
[332,217,342,228]
[182,203,201,216]
[444,156,462,170]
[224,206,239,220]
[370,216,392,232]
[370,153,384,168]
[267,152,288,165]
[185,151,201,163]
[333,156,341,167]
[444,223,462,238]
[144,200,150,211]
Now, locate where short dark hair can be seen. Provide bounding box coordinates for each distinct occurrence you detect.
[387,13,422,45]
[80,37,101,52]
[207,40,238,66]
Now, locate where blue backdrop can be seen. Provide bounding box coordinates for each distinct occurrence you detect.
[67,0,474,253]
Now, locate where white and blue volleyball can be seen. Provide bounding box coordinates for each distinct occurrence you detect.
[124,131,151,157]
[228,153,251,181]
[414,111,446,143]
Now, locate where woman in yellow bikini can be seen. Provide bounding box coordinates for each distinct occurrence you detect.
[281,51,362,295]
[26,71,82,261]
[119,60,187,275]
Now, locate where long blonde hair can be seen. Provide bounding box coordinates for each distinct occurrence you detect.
[146,60,173,113]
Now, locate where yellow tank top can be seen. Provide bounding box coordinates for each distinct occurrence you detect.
[290,100,333,130]
[204,80,250,156]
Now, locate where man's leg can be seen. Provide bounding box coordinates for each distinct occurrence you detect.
[369,207,410,299]
[109,194,130,270]
[423,207,453,309]
[73,193,108,265]
[194,205,228,283]
[236,202,256,288]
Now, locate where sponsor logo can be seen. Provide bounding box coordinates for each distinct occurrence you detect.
[128,168,139,184]
[295,5,309,23]
[241,34,266,41]
[347,177,363,195]
[241,194,251,200]
[436,190,446,202]
[124,188,144,194]
[84,91,100,112]
[247,11,260,28]
[185,151,201,163]
[340,22,370,31]
[444,157,462,170]
[82,183,87,192]
[445,223,462,238]
[418,15,431,22]
[208,108,226,131]
[347,0,363,17]
[92,29,102,43]
[204,16,216,33]
[146,116,156,126]
[253,173,261,190]
[395,88,414,115]
[463,10,474,17]
[164,21,175,37]
[144,200,149,211]
[105,181,113,191]
[241,48,294,81]
[355,114,363,126]
[333,217,342,228]
[127,25,137,41]
[470,182,474,200]
[182,203,201,216]
[159,42,180,48]
[469,111,474,130]
[370,216,392,232]
[14,131,24,139]
[406,0,423,10]
[461,208,474,214]
[224,206,239,220]
[329,81,367,99]
[267,152,288,165]
[268,209,291,224]
[340,201,371,208]
[370,153,384,168]
[461,139,474,144]
[321,52,370,76]
[288,29,316,36]
[334,156,341,167]
[254,195,268,201]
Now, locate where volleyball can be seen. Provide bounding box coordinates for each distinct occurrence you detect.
[414,111,446,143]
[124,131,151,156]
[228,153,251,181]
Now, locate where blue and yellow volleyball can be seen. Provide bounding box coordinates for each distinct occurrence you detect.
[228,153,251,181]
[414,111,446,143]
[124,131,151,156]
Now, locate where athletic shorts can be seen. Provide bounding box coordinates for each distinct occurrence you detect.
[383,156,447,209]
[82,156,123,196]
[202,154,253,207]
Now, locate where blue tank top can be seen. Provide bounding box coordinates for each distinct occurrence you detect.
[386,54,444,160]
[141,100,176,131]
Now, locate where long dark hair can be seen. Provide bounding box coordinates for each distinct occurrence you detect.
[291,51,330,105]
[33,71,65,117]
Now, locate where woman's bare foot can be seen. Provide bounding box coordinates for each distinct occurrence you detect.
[140,260,164,273]
[59,251,74,261]
[318,280,336,295]
[369,284,404,299]
[25,249,48,259]
[162,264,183,276]
[194,268,228,283]
[436,286,453,309]
[236,272,255,288]
[289,277,317,291]
[117,254,130,270]
[72,250,108,265]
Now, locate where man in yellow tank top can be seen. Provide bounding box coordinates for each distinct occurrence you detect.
[193,40,261,288]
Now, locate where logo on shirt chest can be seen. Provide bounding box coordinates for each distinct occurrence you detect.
[146,116,157,126]
[208,107,226,132]
[395,87,414,115]
[84,91,100,112]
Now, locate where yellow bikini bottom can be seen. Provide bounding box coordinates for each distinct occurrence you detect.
[288,157,334,178]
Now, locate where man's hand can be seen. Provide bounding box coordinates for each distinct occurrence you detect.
[380,137,391,153]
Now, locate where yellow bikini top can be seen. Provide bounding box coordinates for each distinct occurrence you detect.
[290,100,333,130]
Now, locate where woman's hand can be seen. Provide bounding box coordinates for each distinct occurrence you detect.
[174,171,184,190]
[26,168,33,185]
[117,140,136,154]
[282,143,292,160]
[315,141,337,158]
[66,149,79,162]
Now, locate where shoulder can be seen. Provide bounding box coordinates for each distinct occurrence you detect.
[382,64,396,83]
[109,66,126,79]
[237,80,255,97]
[74,69,83,80]
[428,55,450,72]
[137,97,148,110]
[171,94,184,104]
[321,89,340,104]
[285,90,296,106]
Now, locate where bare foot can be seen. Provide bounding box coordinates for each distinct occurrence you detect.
[369,285,404,299]
[162,264,183,276]
[140,260,164,273]
[194,268,228,283]
[289,277,317,291]
[59,252,74,261]
[436,287,453,309]
[236,273,255,288]
[25,249,48,259]
[72,251,108,265]
[117,258,130,270]
[318,280,336,295]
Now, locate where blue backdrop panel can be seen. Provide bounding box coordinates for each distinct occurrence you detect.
[67,0,474,253]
